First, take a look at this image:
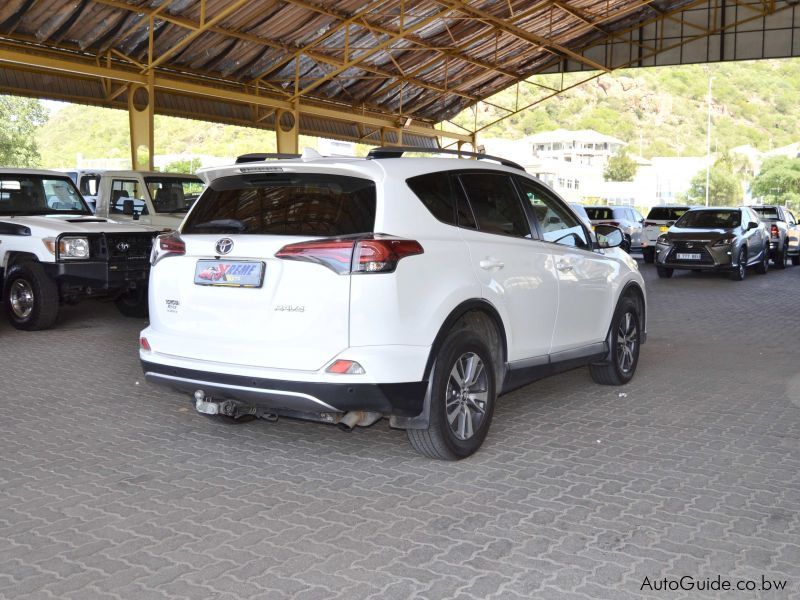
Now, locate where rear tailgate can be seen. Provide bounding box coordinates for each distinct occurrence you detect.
[149,235,350,371]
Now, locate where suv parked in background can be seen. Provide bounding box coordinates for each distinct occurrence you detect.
[642,205,692,263]
[0,169,156,330]
[655,206,769,281]
[585,206,644,253]
[751,205,800,268]
[140,148,646,460]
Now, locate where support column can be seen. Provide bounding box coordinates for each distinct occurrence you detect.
[128,81,154,171]
[276,108,299,154]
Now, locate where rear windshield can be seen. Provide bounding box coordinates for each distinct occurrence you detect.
[182,173,376,236]
[675,210,741,229]
[647,207,690,221]
[752,206,779,220]
[585,207,615,220]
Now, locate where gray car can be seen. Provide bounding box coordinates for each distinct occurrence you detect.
[585,205,645,253]
[655,206,770,281]
[751,205,800,268]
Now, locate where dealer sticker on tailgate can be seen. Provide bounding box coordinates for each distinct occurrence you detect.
[194,260,265,287]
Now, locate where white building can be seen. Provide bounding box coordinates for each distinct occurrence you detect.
[483,129,627,203]
[483,129,714,209]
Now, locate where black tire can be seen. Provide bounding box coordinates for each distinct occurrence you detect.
[792,253,800,266]
[643,247,655,264]
[115,285,149,318]
[774,246,786,269]
[4,263,60,331]
[407,330,497,460]
[589,296,642,386]
[755,249,769,274]
[656,266,673,278]
[730,249,747,281]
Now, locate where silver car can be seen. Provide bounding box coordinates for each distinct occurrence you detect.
[585,206,644,253]
[655,207,770,281]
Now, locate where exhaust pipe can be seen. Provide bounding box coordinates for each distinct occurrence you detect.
[337,411,382,432]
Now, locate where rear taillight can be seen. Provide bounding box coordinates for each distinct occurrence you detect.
[151,231,186,265]
[139,337,151,351]
[353,239,424,273]
[771,224,779,238]
[275,236,423,274]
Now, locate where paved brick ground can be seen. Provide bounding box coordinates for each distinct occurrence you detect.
[1,262,799,599]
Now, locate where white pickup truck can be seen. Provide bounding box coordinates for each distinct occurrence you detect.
[1,168,157,330]
[88,170,205,230]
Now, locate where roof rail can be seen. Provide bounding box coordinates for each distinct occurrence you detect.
[366,146,525,172]
[235,153,301,164]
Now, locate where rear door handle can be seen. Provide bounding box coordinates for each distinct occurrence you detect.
[479,257,505,271]
[556,261,573,272]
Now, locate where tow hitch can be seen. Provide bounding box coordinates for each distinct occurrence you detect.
[192,390,273,420]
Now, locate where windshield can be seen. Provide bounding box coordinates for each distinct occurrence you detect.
[752,206,779,220]
[182,173,376,235]
[0,175,91,216]
[145,177,206,213]
[675,209,741,229]
[647,207,690,221]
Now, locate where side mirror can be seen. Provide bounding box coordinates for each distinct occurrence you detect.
[594,224,624,249]
[122,199,135,215]
[747,221,758,230]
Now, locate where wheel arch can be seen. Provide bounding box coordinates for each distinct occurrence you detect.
[423,299,508,383]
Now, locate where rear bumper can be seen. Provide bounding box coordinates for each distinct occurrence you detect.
[141,360,426,416]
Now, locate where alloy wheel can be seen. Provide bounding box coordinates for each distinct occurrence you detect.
[616,311,638,374]
[446,352,489,440]
[9,279,34,319]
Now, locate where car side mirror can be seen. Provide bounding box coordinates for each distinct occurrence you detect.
[122,199,135,215]
[594,224,624,249]
[747,221,758,230]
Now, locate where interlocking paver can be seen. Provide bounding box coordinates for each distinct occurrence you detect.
[1,265,799,599]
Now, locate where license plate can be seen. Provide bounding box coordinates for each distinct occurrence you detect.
[660,226,669,232]
[194,260,264,287]
[676,253,701,260]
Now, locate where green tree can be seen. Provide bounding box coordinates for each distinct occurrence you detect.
[750,156,800,210]
[0,96,49,166]
[162,157,202,173]
[686,161,741,206]
[603,148,637,182]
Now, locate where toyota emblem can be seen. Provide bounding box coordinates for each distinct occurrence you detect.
[216,238,234,255]
[116,242,130,252]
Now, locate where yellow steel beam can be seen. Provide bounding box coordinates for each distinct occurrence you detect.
[288,5,455,101]
[437,0,611,72]
[85,0,482,108]
[0,45,472,143]
[145,0,253,72]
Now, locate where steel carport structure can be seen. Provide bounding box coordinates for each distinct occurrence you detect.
[1,0,799,168]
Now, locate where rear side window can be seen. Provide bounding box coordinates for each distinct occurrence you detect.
[183,173,376,236]
[406,172,476,229]
[458,173,530,238]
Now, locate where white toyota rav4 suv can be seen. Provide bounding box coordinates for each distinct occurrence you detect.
[140,148,646,460]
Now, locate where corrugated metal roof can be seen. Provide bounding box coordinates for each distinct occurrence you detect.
[0,0,701,143]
